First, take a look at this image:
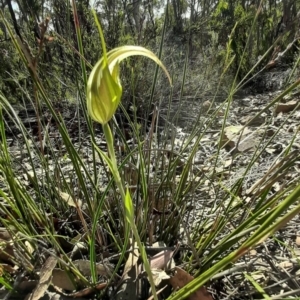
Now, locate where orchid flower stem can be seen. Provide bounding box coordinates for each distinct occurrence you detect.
[102,123,125,199]
[102,123,158,300]
[102,122,129,273]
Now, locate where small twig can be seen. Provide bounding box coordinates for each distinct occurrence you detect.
[262,288,300,299]
[211,257,257,280]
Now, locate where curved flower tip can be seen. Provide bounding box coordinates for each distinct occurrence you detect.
[87,45,172,125]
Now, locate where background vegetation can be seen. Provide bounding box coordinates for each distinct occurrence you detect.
[1,0,300,111]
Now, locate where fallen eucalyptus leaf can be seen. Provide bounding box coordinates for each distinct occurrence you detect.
[275,100,298,113]
[169,267,213,300]
[52,268,77,291]
[73,259,113,277]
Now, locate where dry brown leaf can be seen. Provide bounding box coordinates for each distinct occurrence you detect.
[275,100,298,113]
[122,240,139,279]
[239,114,265,126]
[220,126,252,151]
[27,256,57,300]
[150,249,175,270]
[73,259,113,277]
[56,188,82,208]
[241,141,257,153]
[116,263,142,300]
[220,125,243,147]
[52,269,77,291]
[169,267,213,300]
[119,244,174,299]
[115,240,141,300]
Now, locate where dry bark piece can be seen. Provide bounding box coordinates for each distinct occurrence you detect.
[26,256,57,300]
[169,267,213,300]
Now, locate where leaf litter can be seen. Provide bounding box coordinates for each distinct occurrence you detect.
[0,86,300,299]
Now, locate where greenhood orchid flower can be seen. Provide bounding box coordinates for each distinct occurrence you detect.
[87,34,171,300]
[87,45,171,125]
